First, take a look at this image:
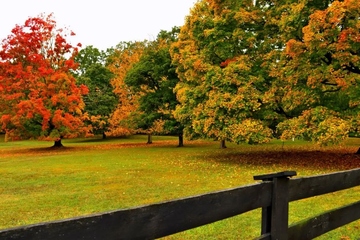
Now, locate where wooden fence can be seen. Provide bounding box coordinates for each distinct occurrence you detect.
[1,168,360,240]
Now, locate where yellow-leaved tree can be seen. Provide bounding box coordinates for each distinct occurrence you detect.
[171,0,360,150]
[274,0,360,148]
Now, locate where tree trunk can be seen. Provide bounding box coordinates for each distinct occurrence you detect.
[102,132,107,139]
[53,139,63,148]
[220,139,227,149]
[356,147,360,154]
[178,133,184,147]
[147,134,153,144]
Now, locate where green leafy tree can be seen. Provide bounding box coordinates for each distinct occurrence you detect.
[74,45,105,75]
[125,28,184,146]
[75,46,118,138]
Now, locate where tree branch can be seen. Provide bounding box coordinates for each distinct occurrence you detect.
[321,79,338,86]
[273,100,291,119]
[321,52,332,65]
[322,87,341,93]
[345,63,360,74]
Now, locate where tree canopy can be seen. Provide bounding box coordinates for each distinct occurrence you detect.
[75,46,118,138]
[125,27,185,146]
[0,13,89,146]
[106,41,147,137]
[275,0,360,145]
[171,0,360,146]
[171,0,277,144]
[2,1,360,148]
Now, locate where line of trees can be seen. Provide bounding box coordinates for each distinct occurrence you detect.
[1,0,360,150]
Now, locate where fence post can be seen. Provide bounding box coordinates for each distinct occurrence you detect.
[254,171,297,240]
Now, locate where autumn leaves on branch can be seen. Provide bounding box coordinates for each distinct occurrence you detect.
[1,0,360,148]
[0,13,89,147]
[171,0,360,146]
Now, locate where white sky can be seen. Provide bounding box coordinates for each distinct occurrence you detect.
[0,0,196,51]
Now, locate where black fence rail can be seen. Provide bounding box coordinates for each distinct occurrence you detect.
[1,168,360,240]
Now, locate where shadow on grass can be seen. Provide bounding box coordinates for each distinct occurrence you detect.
[25,142,148,152]
[22,145,82,154]
[208,148,360,172]
[68,136,132,144]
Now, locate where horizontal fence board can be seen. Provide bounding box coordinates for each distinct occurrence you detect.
[289,168,360,202]
[288,200,360,240]
[254,233,271,240]
[0,182,272,240]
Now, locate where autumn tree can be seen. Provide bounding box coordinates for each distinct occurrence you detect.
[0,13,89,147]
[74,46,118,139]
[125,27,185,147]
[106,41,146,137]
[172,0,360,148]
[273,0,360,148]
[171,0,278,147]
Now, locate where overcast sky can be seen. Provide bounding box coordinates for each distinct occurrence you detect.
[0,0,196,50]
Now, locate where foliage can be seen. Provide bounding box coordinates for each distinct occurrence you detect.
[277,107,350,145]
[106,41,147,137]
[74,46,118,137]
[171,0,281,144]
[124,27,184,140]
[171,0,360,146]
[0,13,89,143]
[273,0,360,145]
[74,45,106,76]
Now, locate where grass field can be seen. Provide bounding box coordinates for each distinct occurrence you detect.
[1,134,360,239]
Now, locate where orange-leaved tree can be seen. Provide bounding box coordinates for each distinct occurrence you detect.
[106,41,146,137]
[0,13,89,147]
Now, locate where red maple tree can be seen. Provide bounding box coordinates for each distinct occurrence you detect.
[0,13,89,147]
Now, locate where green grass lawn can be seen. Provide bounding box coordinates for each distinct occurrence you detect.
[1,134,360,239]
